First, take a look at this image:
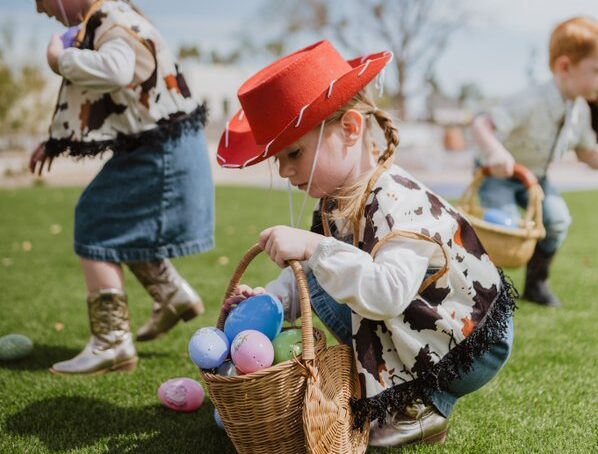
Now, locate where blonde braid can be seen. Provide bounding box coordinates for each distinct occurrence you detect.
[326,95,400,224]
[372,108,400,164]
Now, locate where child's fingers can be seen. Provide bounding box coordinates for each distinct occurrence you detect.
[253,287,265,294]
[259,227,273,249]
[236,284,253,294]
[38,155,46,177]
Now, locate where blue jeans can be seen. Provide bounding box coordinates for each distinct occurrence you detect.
[478,176,571,255]
[307,272,514,417]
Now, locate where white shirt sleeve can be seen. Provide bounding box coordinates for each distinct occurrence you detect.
[488,94,533,141]
[58,38,136,91]
[307,236,430,321]
[265,262,312,322]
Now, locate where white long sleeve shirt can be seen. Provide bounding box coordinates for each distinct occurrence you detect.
[266,235,434,321]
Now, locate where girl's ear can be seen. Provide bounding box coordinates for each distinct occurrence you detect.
[340,109,364,146]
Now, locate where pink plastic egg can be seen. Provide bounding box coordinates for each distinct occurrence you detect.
[231,330,274,374]
[158,377,205,412]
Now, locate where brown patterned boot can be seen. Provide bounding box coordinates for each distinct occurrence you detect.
[128,260,204,341]
[50,289,138,375]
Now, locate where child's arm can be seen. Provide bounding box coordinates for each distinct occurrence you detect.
[472,115,516,178]
[307,237,432,321]
[264,266,303,321]
[574,105,598,169]
[575,147,598,169]
[54,28,154,92]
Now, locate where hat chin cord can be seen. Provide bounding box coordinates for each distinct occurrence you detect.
[288,120,326,228]
[56,0,70,27]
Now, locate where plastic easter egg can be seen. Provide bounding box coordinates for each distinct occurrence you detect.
[231,330,274,374]
[216,360,238,377]
[483,208,517,229]
[188,327,229,369]
[272,329,303,364]
[0,334,33,361]
[60,26,80,48]
[214,408,225,429]
[224,294,283,343]
[158,378,205,412]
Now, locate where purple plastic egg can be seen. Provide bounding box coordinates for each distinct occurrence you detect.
[60,26,80,48]
[188,327,229,369]
[158,378,205,412]
[231,330,274,374]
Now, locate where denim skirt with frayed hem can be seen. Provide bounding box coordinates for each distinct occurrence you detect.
[74,129,214,263]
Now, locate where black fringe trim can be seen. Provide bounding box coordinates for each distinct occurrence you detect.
[350,269,518,430]
[45,104,207,158]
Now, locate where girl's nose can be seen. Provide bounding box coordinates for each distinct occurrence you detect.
[278,160,294,179]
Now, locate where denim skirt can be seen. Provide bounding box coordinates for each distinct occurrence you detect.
[74,129,215,263]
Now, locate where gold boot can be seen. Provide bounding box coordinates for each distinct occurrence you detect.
[368,404,448,448]
[50,289,138,375]
[127,260,204,342]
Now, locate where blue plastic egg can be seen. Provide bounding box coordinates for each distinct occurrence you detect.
[188,327,229,369]
[483,208,517,229]
[214,408,225,429]
[224,294,284,342]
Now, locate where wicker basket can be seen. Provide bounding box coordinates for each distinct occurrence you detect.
[457,164,546,268]
[200,244,369,454]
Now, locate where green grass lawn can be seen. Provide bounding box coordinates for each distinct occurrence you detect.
[0,186,596,453]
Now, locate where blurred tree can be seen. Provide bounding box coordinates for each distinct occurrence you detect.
[259,0,469,120]
[0,21,49,143]
[210,49,241,65]
[178,44,202,61]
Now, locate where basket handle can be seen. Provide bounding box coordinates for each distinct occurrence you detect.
[481,163,538,188]
[459,164,545,233]
[370,230,450,293]
[216,244,316,362]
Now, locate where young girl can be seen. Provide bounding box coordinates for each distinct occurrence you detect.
[219,41,516,448]
[31,0,214,375]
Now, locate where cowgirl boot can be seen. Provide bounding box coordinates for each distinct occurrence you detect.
[523,246,561,307]
[127,260,204,342]
[50,289,138,375]
[368,404,448,448]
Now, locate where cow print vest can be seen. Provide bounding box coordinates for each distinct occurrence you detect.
[311,164,517,428]
[45,0,205,158]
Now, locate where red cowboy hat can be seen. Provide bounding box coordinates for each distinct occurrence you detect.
[217,40,393,168]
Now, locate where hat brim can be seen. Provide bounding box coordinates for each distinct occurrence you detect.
[217,50,393,168]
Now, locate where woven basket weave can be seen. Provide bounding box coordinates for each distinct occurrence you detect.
[457,164,546,268]
[200,244,369,454]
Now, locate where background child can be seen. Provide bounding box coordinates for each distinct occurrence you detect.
[472,16,598,307]
[31,0,214,374]
[218,41,516,448]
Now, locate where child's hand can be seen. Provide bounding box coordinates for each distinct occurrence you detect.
[223,284,265,314]
[259,226,325,268]
[47,33,65,74]
[486,151,515,178]
[29,142,53,176]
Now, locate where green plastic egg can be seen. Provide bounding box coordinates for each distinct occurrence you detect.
[272,329,303,364]
[0,334,34,361]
